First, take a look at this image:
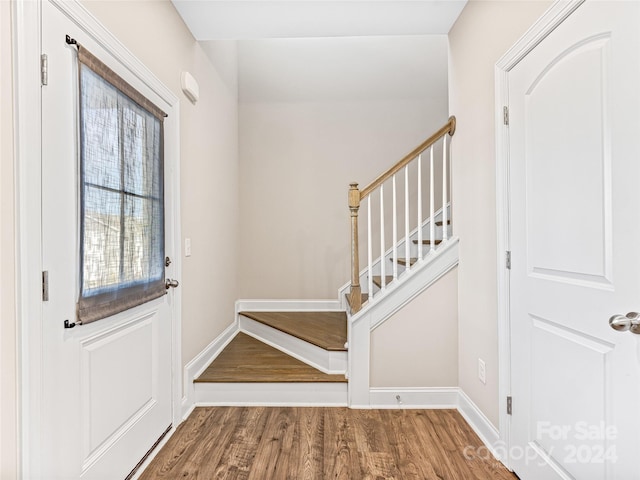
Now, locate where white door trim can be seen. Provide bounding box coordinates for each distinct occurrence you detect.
[494,0,585,471]
[13,1,182,477]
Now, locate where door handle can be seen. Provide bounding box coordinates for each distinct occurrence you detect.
[609,312,640,334]
[165,278,179,289]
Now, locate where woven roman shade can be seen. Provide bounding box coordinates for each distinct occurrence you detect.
[75,43,166,324]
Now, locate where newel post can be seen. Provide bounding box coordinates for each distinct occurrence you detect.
[348,182,362,313]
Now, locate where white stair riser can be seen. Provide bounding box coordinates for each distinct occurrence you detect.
[239,315,347,375]
[195,382,348,406]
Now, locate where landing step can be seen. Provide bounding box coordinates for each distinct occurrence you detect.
[435,220,451,226]
[372,276,394,288]
[239,311,347,351]
[195,333,347,383]
[412,239,443,245]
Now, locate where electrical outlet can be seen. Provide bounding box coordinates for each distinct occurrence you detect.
[478,358,486,384]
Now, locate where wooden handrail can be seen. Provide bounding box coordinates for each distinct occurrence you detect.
[359,116,456,199]
[347,116,456,314]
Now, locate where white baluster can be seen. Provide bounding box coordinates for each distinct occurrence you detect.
[442,135,448,241]
[417,154,423,260]
[430,145,435,254]
[367,196,373,297]
[392,175,398,280]
[380,184,386,289]
[404,165,410,271]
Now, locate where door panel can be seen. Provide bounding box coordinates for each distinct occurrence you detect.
[41,2,173,478]
[526,35,611,284]
[509,1,640,479]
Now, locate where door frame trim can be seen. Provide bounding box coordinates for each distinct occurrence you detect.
[13,1,183,477]
[494,0,585,470]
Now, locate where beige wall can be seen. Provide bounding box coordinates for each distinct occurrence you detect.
[370,268,458,387]
[448,0,551,427]
[237,36,449,299]
[79,1,240,367]
[1,1,18,477]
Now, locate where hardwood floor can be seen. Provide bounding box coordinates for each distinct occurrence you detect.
[195,333,347,383]
[140,407,517,479]
[239,311,347,351]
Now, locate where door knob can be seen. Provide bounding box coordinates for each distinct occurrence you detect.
[165,278,179,289]
[609,312,640,334]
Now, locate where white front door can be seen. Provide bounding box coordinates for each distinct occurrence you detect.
[509,1,640,479]
[40,2,174,478]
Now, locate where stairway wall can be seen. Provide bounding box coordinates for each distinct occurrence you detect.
[370,267,458,388]
[237,36,449,300]
[448,0,552,428]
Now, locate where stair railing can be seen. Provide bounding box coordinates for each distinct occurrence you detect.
[348,116,456,313]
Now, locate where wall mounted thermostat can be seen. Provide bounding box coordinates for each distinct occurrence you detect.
[181,71,199,104]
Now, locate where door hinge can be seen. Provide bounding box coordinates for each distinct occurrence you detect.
[40,54,48,86]
[503,106,509,126]
[507,396,512,415]
[506,251,511,270]
[42,271,49,301]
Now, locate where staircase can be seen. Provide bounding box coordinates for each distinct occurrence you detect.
[194,309,349,405]
[194,117,458,407]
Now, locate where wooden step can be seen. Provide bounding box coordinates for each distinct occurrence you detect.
[345,293,369,310]
[195,333,347,383]
[391,257,419,267]
[372,276,394,288]
[239,311,347,351]
[412,239,443,246]
[435,220,451,227]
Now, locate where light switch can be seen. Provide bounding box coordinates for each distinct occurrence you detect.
[185,238,192,257]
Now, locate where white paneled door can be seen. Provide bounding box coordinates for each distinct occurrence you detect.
[509,1,640,479]
[40,2,174,478]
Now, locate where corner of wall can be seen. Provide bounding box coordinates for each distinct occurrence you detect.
[447,0,553,431]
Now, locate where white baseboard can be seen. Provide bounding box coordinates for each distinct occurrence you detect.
[368,387,459,409]
[236,299,343,312]
[457,389,501,459]
[181,322,238,420]
[239,315,347,375]
[195,382,348,406]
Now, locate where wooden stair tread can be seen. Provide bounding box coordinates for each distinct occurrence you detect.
[372,276,394,288]
[435,220,451,226]
[195,333,347,383]
[412,239,443,245]
[345,293,369,310]
[239,311,347,351]
[391,257,418,266]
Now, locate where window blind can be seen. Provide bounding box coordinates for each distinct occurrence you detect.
[75,43,167,324]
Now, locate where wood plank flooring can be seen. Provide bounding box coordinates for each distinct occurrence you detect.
[140,407,517,480]
[240,311,347,351]
[195,333,347,383]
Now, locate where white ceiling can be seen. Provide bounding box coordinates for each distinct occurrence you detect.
[236,35,448,102]
[171,1,467,39]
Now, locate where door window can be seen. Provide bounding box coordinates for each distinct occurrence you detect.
[76,46,166,324]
